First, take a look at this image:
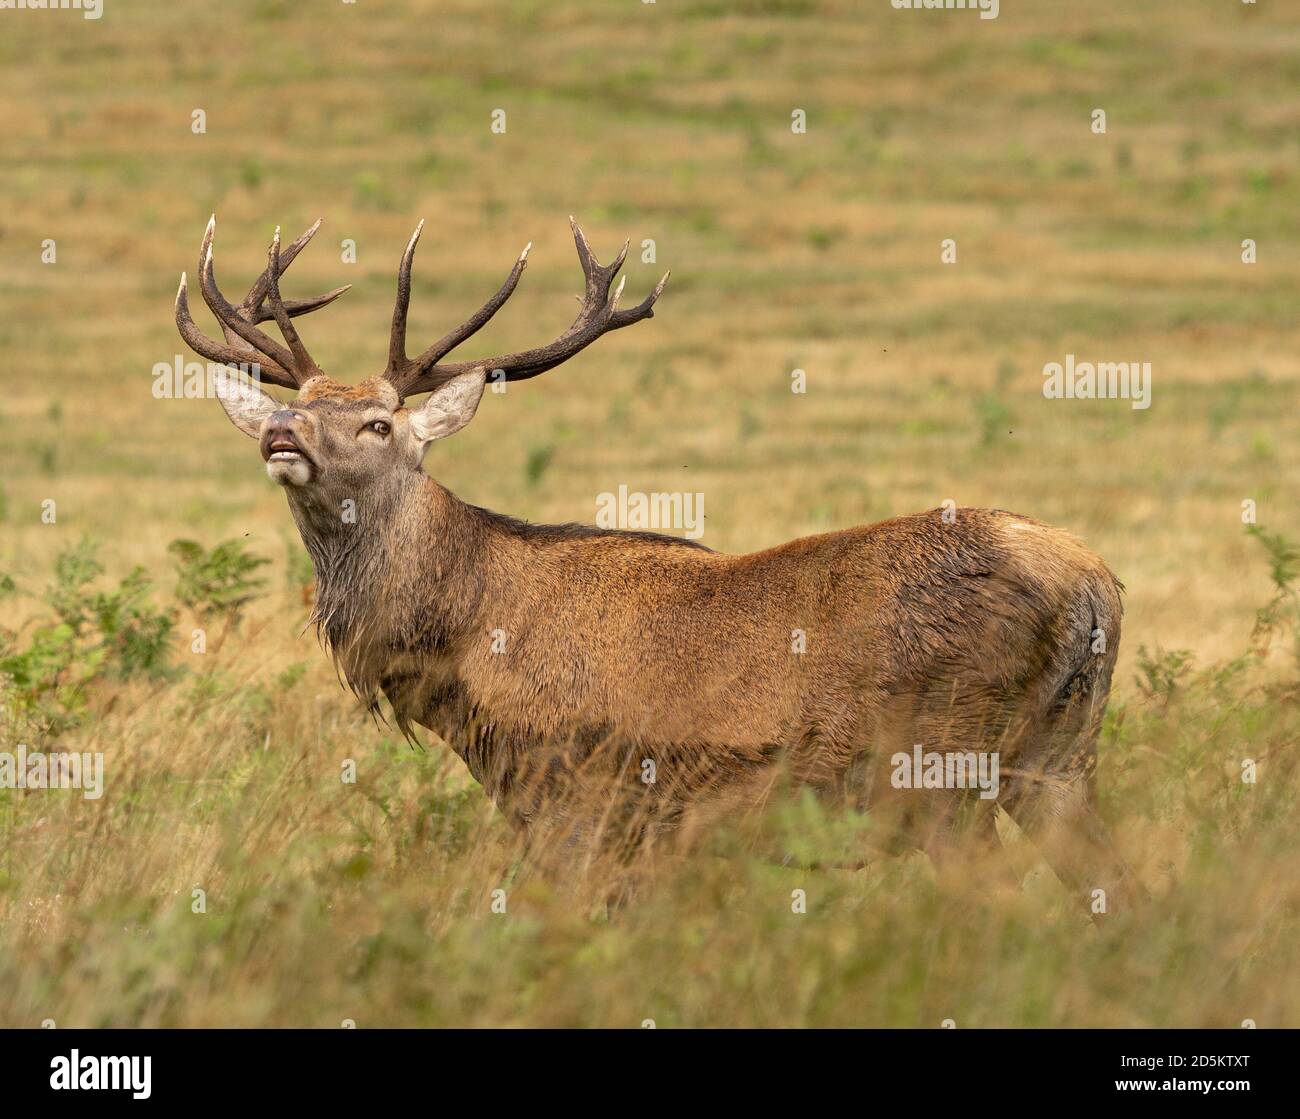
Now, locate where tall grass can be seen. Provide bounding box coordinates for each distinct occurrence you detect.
[0,531,1297,1027]
[1,0,1298,1026]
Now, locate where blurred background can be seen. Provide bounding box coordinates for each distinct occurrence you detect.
[0,0,1298,1027]
[1,0,1297,665]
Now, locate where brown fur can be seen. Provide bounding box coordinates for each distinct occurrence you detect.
[186,220,1141,910]
[285,431,1137,907]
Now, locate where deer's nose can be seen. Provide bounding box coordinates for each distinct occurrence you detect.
[263,410,305,444]
[261,410,311,462]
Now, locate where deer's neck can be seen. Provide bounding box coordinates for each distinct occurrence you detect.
[287,475,489,700]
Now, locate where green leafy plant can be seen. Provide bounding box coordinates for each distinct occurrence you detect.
[0,539,176,731]
[1133,645,1194,709]
[169,538,269,625]
[0,537,273,734]
[1246,525,1300,664]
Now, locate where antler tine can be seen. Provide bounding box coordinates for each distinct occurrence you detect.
[410,239,531,373]
[612,269,671,325]
[569,216,629,319]
[570,218,622,279]
[239,218,320,314]
[180,216,338,389]
[386,217,668,399]
[265,226,324,380]
[174,271,299,389]
[387,219,425,373]
[253,286,351,324]
[212,219,350,332]
[197,217,301,378]
[385,221,531,397]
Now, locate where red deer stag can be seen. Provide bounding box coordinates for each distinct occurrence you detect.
[175,216,1140,910]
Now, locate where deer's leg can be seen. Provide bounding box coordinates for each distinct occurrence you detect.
[1000,773,1144,915]
[998,688,1144,914]
[852,701,1019,891]
[907,741,1024,895]
[993,570,1145,915]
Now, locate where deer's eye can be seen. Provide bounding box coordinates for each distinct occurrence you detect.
[364,420,391,437]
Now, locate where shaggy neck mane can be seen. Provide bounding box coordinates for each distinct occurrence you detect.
[287,474,488,701]
[284,472,707,710]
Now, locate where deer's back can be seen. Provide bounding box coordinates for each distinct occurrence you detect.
[432,507,1121,798]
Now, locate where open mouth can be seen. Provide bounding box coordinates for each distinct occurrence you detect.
[261,432,315,486]
[264,436,311,465]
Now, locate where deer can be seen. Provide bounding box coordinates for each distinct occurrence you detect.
[175,216,1142,911]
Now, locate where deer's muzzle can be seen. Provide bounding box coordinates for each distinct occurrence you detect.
[261,411,315,486]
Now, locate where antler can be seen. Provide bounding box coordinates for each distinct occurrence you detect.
[383,216,670,400]
[175,216,348,389]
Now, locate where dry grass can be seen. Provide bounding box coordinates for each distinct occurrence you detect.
[1,0,1299,1027]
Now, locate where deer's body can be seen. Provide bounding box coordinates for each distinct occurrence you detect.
[303,467,1122,851]
[177,215,1141,909]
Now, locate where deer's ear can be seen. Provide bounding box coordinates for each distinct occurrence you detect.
[213,370,281,438]
[408,369,486,448]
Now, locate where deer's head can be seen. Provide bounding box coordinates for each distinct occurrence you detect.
[175,216,668,507]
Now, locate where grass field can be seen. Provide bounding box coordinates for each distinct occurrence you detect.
[1,0,1299,1027]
